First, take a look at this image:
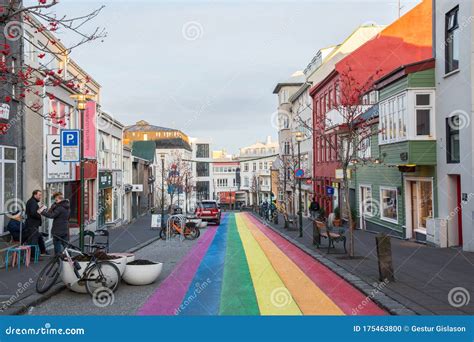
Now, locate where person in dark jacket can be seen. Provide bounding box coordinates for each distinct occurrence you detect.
[309,197,320,218]
[6,212,24,242]
[39,192,71,255]
[25,190,47,255]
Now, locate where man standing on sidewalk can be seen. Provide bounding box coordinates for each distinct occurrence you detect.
[25,190,47,255]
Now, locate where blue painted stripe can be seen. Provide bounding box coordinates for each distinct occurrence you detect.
[177,214,230,315]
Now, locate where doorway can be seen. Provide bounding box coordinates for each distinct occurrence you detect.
[405,178,433,239]
[359,185,372,230]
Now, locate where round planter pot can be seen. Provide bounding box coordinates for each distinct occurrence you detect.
[107,255,128,276]
[123,262,163,286]
[60,260,89,294]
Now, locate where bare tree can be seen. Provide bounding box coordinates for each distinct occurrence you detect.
[0,0,106,121]
[295,67,380,257]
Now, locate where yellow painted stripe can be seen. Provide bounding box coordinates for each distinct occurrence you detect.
[241,214,344,315]
[235,214,302,315]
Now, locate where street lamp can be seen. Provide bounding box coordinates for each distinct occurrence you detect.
[70,93,95,252]
[160,153,166,229]
[295,131,305,238]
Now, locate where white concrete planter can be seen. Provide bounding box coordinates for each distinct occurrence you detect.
[107,255,128,276]
[122,262,163,286]
[60,260,88,294]
[108,253,135,264]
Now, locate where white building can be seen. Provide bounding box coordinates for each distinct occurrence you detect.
[97,111,124,228]
[239,136,278,206]
[122,145,133,224]
[212,152,240,209]
[434,0,474,251]
[189,137,214,208]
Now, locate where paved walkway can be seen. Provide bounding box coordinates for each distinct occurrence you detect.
[263,212,474,315]
[0,214,159,315]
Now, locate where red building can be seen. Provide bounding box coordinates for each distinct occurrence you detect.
[310,0,433,216]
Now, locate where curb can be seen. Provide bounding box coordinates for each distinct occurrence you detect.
[7,235,162,316]
[250,213,416,316]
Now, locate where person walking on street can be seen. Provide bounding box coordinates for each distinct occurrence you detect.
[39,192,71,255]
[309,197,320,219]
[25,190,47,255]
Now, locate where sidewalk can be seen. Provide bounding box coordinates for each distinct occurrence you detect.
[0,214,159,315]
[258,212,474,315]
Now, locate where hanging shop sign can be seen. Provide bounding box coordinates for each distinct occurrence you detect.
[84,101,97,159]
[47,135,72,181]
[0,103,10,120]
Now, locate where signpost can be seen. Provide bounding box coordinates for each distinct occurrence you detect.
[60,129,80,162]
[295,168,305,178]
[47,135,71,180]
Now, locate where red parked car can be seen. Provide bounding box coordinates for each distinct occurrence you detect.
[195,200,221,225]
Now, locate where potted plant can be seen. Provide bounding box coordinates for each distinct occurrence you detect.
[333,207,341,227]
[350,207,358,229]
[123,259,163,286]
[60,252,123,293]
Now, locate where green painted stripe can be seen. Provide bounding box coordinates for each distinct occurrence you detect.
[219,214,260,315]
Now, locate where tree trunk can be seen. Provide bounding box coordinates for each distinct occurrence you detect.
[342,169,354,257]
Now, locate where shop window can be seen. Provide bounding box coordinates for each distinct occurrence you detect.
[380,187,398,223]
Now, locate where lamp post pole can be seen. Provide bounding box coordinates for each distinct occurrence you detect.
[297,139,303,237]
[79,106,85,251]
[161,154,165,229]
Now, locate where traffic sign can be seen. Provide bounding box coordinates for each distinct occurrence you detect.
[60,129,80,162]
[295,168,305,178]
[326,186,335,196]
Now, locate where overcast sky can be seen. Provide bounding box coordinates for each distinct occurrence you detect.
[45,0,420,153]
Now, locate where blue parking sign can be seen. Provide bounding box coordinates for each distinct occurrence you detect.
[326,186,335,196]
[60,129,80,162]
[61,130,79,146]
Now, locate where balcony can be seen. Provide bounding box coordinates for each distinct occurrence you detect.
[380,140,437,166]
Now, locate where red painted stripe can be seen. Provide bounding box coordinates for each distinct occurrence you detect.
[246,214,386,315]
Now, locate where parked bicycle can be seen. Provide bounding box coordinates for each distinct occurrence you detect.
[159,218,200,240]
[36,235,121,296]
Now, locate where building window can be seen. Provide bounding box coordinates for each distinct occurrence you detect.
[379,92,409,144]
[446,116,460,163]
[415,93,432,136]
[252,163,257,171]
[380,187,398,223]
[196,144,209,158]
[0,146,17,233]
[196,162,209,177]
[244,176,249,187]
[360,185,373,216]
[196,181,210,200]
[445,6,460,74]
[244,163,249,172]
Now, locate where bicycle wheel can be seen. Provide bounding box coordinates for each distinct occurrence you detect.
[184,227,199,240]
[84,260,121,296]
[36,256,61,294]
[159,227,174,240]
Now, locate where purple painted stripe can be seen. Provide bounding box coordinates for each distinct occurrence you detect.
[137,224,220,315]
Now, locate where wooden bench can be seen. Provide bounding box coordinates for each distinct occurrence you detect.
[313,220,347,254]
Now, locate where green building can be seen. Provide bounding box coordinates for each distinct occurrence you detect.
[351,59,436,242]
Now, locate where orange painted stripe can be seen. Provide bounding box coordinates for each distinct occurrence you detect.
[241,214,344,315]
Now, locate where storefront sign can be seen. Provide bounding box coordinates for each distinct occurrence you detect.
[84,101,97,159]
[47,135,71,180]
[60,129,80,162]
[0,103,10,120]
[99,171,113,189]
